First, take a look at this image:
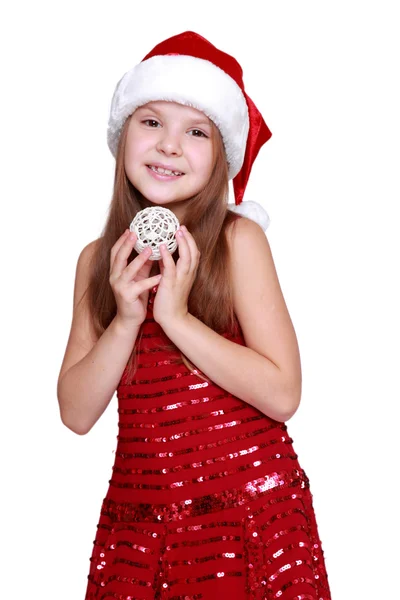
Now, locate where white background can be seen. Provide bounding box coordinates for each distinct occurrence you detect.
[1,1,399,597]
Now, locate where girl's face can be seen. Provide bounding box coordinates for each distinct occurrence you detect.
[124,101,215,220]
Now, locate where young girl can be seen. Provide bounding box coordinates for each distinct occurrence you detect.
[58,31,331,600]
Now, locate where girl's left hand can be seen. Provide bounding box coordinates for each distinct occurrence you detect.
[152,226,200,327]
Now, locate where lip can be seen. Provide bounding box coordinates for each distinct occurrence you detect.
[146,165,184,182]
[147,162,185,174]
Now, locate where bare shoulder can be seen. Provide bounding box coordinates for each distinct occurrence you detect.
[227,216,302,404]
[57,238,101,389]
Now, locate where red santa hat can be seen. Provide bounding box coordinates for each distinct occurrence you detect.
[107,31,272,229]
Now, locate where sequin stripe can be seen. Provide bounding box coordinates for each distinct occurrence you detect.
[135,345,181,356]
[118,423,290,456]
[118,403,247,427]
[117,414,264,438]
[102,573,155,590]
[184,519,242,531]
[109,449,299,489]
[259,509,310,534]
[169,533,242,549]
[268,556,315,583]
[117,392,241,413]
[271,577,317,599]
[262,522,311,551]
[109,556,153,570]
[169,570,243,587]
[112,450,298,479]
[166,520,242,539]
[114,440,296,476]
[103,468,306,523]
[118,380,216,400]
[266,539,313,564]
[99,522,163,540]
[107,536,155,558]
[119,369,194,388]
[137,357,183,368]
[169,595,203,600]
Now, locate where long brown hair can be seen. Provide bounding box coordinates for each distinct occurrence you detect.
[83,111,242,383]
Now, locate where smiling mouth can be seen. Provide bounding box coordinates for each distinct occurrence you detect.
[147,165,184,176]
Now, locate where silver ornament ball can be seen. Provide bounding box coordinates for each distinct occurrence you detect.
[129,206,180,261]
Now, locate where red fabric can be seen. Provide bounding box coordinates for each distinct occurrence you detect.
[141,31,272,206]
[85,289,331,599]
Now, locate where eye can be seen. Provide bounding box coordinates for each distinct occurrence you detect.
[189,129,208,138]
[142,119,160,127]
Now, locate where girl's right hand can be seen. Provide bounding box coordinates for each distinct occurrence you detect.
[109,229,161,327]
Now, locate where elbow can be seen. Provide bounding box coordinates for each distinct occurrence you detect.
[279,390,301,422]
[266,380,301,422]
[59,405,92,436]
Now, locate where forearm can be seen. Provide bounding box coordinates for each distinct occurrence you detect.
[57,316,140,434]
[161,313,294,422]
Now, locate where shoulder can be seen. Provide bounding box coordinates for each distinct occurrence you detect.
[75,238,101,279]
[226,215,272,277]
[227,214,267,246]
[73,238,101,306]
[78,238,100,264]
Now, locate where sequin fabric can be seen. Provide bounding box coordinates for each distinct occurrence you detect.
[85,287,331,599]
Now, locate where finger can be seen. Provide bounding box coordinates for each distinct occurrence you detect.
[133,273,163,298]
[121,246,153,281]
[175,229,193,274]
[179,226,199,256]
[110,231,136,277]
[110,230,130,270]
[159,243,176,276]
[181,227,201,266]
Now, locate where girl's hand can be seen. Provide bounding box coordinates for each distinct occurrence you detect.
[109,230,162,327]
[152,226,200,327]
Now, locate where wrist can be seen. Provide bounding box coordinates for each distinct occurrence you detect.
[158,311,191,334]
[113,314,142,337]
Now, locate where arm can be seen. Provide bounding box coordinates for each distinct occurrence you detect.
[161,313,290,422]
[57,240,140,435]
[161,218,302,422]
[57,316,140,435]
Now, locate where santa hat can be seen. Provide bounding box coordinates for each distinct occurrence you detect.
[107,31,272,230]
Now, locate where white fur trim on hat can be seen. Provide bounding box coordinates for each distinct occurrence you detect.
[107,54,249,180]
[227,200,271,232]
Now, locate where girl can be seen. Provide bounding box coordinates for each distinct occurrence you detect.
[57,31,331,600]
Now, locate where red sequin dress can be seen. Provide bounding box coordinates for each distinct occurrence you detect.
[85,286,331,600]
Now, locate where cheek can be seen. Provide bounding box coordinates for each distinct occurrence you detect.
[196,147,214,178]
[125,138,150,172]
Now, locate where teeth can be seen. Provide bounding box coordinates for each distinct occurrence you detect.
[149,165,183,176]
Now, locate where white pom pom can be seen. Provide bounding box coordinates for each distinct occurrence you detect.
[227,200,271,232]
[129,207,180,260]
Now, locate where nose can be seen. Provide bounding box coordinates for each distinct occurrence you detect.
[156,128,183,157]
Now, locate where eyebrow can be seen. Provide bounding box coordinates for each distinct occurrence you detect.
[136,104,211,127]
